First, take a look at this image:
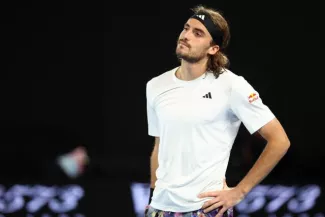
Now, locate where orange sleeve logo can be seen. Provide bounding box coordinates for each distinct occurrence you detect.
[248,93,259,103]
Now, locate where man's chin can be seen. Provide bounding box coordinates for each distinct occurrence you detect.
[176,51,188,59]
[176,54,200,63]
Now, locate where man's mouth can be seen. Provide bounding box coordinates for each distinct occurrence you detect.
[179,41,190,48]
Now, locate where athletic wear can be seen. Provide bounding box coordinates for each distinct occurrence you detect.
[146,67,275,212]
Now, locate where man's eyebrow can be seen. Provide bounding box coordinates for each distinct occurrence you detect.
[184,23,206,35]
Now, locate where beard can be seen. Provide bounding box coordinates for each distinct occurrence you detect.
[176,41,207,63]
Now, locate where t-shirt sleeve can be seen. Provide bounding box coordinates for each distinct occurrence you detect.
[230,76,275,134]
[146,81,160,137]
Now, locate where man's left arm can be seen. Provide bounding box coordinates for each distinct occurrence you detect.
[235,117,290,196]
[199,118,290,216]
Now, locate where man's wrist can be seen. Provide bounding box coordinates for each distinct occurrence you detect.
[236,184,251,198]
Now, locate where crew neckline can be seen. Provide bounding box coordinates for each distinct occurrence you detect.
[172,67,208,84]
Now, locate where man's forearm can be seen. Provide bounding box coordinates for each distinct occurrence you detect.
[150,143,159,188]
[236,139,290,196]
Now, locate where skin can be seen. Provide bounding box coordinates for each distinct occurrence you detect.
[150,17,291,217]
[150,137,159,189]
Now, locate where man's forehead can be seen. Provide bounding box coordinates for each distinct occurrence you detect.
[186,18,209,33]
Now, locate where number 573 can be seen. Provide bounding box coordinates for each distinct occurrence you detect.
[235,184,321,214]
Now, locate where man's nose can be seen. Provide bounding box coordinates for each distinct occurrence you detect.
[182,30,192,41]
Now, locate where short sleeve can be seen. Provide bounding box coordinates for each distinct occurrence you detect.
[230,77,275,134]
[146,81,160,137]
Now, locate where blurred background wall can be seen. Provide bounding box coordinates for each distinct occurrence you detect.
[0,0,324,216]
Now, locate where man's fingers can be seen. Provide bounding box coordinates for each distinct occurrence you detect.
[198,191,220,198]
[201,197,220,209]
[203,201,224,213]
[215,206,228,217]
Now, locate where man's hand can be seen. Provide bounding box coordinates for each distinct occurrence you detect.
[198,184,244,217]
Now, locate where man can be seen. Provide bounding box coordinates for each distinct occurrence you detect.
[145,5,290,217]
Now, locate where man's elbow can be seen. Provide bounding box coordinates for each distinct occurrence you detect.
[268,135,290,153]
[279,137,291,153]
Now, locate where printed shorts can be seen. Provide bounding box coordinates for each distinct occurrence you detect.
[145,205,234,217]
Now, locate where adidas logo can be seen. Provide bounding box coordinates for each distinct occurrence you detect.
[196,14,205,20]
[203,92,212,99]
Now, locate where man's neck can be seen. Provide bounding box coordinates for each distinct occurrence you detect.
[177,59,208,81]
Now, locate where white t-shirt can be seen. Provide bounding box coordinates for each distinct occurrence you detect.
[146,66,275,212]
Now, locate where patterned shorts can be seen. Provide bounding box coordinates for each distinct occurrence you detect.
[145,205,234,217]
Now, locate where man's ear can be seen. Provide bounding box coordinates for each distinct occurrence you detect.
[208,44,219,55]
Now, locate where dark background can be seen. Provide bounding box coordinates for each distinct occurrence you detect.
[0,0,324,216]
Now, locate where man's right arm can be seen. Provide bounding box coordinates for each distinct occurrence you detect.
[148,137,159,206]
[150,137,159,188]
